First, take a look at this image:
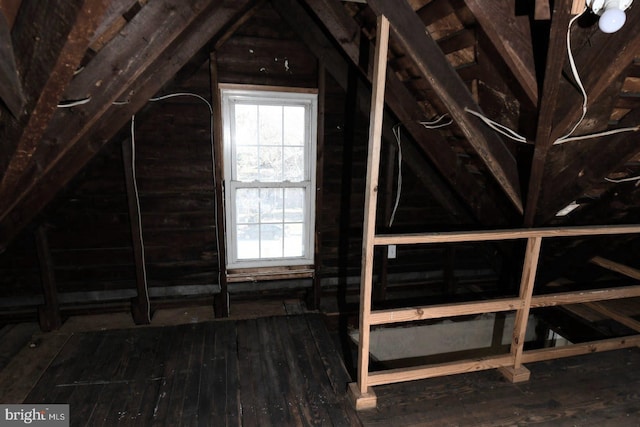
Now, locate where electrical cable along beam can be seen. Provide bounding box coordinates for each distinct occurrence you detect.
[348,9,640,412]
[300,0,518,226]
[366,0,523,215]
[0,0,258,250]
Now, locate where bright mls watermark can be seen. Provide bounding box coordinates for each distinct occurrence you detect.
[0,405,68,426]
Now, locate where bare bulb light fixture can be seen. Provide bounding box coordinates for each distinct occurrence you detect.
[587,0,633,33]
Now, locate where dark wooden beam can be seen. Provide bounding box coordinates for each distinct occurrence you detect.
[122,137,151,325]
[35,225,61,332]
[296,0,516,225]
[416,0,455,27]
[549,4,640,142]
[210,52,229,318]
[523,0,573,226]
[310,63,326,310]
[0,0,109,193]
[535,108,640,224]
[0,0,258,250]
[367,0,523,214]
[0,9,24,117]
[464,0,538,107]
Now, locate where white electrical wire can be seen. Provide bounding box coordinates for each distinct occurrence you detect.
[127,92,219,322]
[389,124,403,227]
[129,114,151,323]
[419,113,453,129]
[550,8,640,145]
[553,125,640,144]
[554,10,588,144]
[464,107,529,143]
[605,175,640,183]
[57,97,91,108]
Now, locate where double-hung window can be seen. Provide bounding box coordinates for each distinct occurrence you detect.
[221,87,317,269]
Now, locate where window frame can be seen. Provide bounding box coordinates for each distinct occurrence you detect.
[220,85,318,270]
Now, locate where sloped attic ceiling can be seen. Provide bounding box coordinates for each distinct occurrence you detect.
[0,0,639,255]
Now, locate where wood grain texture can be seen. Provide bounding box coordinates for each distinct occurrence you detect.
[367,0,523,214]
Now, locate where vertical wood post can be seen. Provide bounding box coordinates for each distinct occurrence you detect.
[122,136,151,325]
[35,225,61,331]
[210,52,229,318]
[348,14,389,410]
[499,236,543,382]
[310,63,326,310]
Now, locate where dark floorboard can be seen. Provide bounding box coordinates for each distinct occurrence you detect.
[20,313,640,426]
[24,314,358,426]
[358,347,640,426]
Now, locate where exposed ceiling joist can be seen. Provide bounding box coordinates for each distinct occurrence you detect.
[367,0,523,214]
[300,0,516,225]
[523,0,574,227]
[464,0,538,107]
[536,108,640,224]
[550,4,640,141]
[0,0,259,249]
[0,0,109,194]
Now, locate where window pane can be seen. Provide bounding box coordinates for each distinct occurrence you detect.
[235,104,257,145]
[259,146,283,181]
[261,224,283,257]
[235,146,259,181]
[284,223,304,257]
[284,188,304,222]
[284,106,305,146]
[237,224,259,259]
[283,147,304,181]
[259,105,282,146]
[260,188,283,223]
[236,188,259,223]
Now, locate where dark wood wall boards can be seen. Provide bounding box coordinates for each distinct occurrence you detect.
[0,1,508,322]
[35,226,61,331]
[122,137,151,325]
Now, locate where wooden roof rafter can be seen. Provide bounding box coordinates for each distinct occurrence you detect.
[550,4,640,141]
[525,3,640,225]
[536,108,640,224]
[523,0,574,227]
[366,0,523,214]
[0,0,110,194]
[463,0,538,108]
[301,0,519,225]
[0,0,260,250]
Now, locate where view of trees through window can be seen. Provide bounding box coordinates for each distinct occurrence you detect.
[222,88,316,268]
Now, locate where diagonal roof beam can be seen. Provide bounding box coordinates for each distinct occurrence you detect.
[0,9,24,118]
[0,0,109,191]
[464,0,538,108]
[300,0,518,225]
[523,0,573,227]
[272,0,474,224]
[367,0,523,214]
[549,3,640,142]
[0,0,259,250]
[535,108,640,224]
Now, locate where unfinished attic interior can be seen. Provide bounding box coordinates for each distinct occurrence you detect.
[2,0,640,423]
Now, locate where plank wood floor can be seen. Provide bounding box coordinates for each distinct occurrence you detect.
[24,314,360,426]
[17,313,640,426]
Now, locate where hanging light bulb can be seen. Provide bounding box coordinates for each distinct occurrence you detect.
[587,0,633,33]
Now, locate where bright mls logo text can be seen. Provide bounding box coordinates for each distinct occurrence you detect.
[1,405,68,426]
